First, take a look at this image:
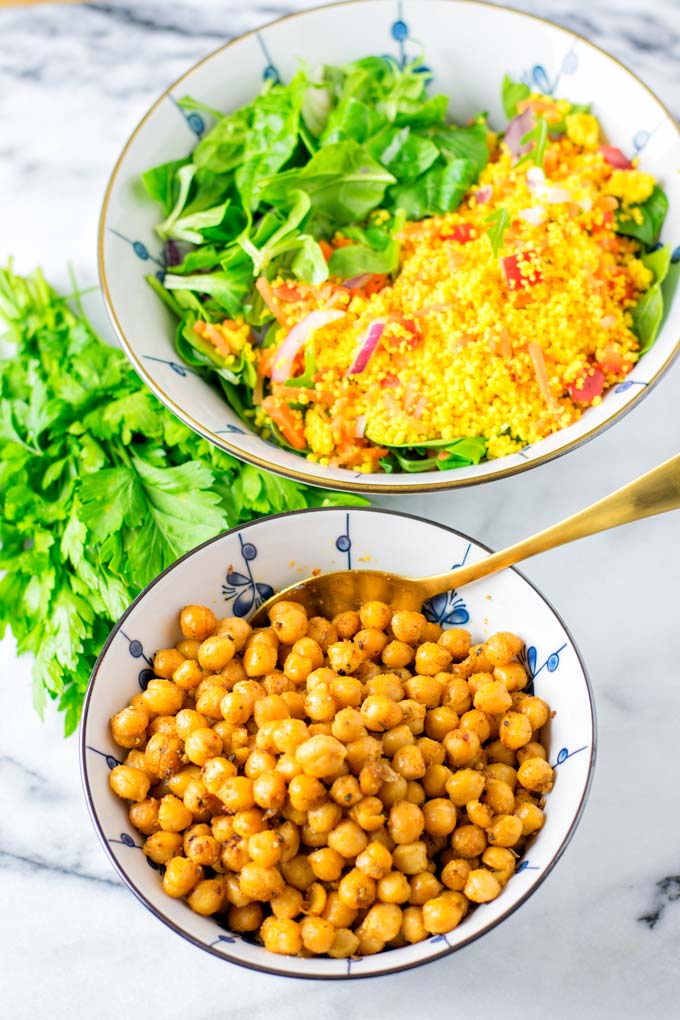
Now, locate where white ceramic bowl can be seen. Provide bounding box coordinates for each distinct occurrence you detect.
[99,0,680,495]
[80,507,595,978]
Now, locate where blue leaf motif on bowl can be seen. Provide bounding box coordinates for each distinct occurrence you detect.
[256,32,281,84]
[109,831,142,849]
[423,589,469,627]
[388,1,430,74]
[109,228,164,269]
[222,534,274,617]
[87,746,122,770]
[143,355,200,378]
[553,744,588,768]
[169,93,205,136]
[516,859,540,873]
[518,640,567,694]
[335,512,352,568]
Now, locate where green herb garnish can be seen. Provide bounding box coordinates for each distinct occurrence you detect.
[0,264,366,735]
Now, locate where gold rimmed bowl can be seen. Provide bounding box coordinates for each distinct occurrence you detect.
[99,0,680,494]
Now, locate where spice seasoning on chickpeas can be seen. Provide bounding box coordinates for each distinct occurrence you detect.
[108,600,554,957]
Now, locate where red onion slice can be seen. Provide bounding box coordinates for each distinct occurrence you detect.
[475,185,492,204]
[346,319,387,376]
[504,108,535,159]
[271,309,345,383]
[344,273,373,289]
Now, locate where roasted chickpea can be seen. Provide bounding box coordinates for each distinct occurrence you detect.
[271,607,309,644]
[358,601,391,631]
[197,635,235,672]
[382,640,415,669]
[350,796,386,832]
[518,756,554,792]
[494,661,528,691]
[233,808,267,838]
[167,765,201,799]
[484,778,515,816]
[514,800,545,835]
[353,628,388,661]
[499,711,533,750]
[248,830,283,868]
[466,799,494,828]
[243,642,278,678]
[517,695,551,730]
[473,679,513,715]
[441,675,472,714]
[484,762,518,788]
[438,628,471,661]
[408,871,443,905]
[327,640,364,675]
[358,695,401,732]
[389,611,425,645]
[163,857,203,898]
[328,928,360,959]
[283,652,313,686]
[184,776,220,820]
[378,773,408,808]
[180,605,216,641]
[401,905,427,943]
[195,677,230,718]
[109,765,150,803]
[305,847,342,884]
[484,632,523,666]
[219,775,255,812]
[327,818,368,858]
[184,824,221,866]
[451,824,487,858]
[391,744,426,780]
[154,647,187,683]
[142,679,183,716]
[238,862,284,901]
[440,857,471,891]
[300,916,336,954]
[359,902,402,942]
[423,763,452,798]
[338,868,376,910]
[304,616,337,651]
[270,885,304,920]
[110,705,148,749]
[516,740,548,765]
[157,794,193,832]
[331,610,361,639]
[261,917,302,956]
[305,685,336,722]
[188,877,225,916]
[129,797,160,836]
[327,677,361,711]
[142,831,182,865]
[464,868,502,903]
[420,798,456,837]
[422,893,467,934]
[443,728,481,767]
[422,705,458,742]
[281,854,315,891]
[487,814,523,848]
[391,841,428,875]
[185,727,223,767]
[229,902,263,932]
[296,734,347,778]
[415,643,452,677]
[287,774,326,813]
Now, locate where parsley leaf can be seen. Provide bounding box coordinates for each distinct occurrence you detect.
[485,207,511,258]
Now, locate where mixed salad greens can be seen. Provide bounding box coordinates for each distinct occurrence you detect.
[141,57,674,474]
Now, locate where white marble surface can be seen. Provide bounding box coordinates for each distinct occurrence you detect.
[2,1,680,1016]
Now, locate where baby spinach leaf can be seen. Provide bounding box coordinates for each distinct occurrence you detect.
[290,236,329,285]
[260,141,396,224]
[321,97,387,145]
[368,126,439,182]
[615,185,669,246]
[632,244,672,353]
[427,117,489,176]
[390,158,476,219]
[164,262,254,317]
[141,157,191,214]
[501,74,530,119]
[328,237,400,278]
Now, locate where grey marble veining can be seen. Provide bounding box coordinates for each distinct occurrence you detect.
[1,2,680,1018]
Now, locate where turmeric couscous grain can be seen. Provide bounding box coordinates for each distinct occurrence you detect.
[254,126,655,471]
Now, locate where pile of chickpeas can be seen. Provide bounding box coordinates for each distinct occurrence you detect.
[108,598,554,958]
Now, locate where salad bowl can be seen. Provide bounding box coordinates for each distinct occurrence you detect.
[99,0,680,493]
[81,507,595,978]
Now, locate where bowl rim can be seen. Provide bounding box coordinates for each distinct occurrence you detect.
[98,0,680,496]
[79,505,598,980]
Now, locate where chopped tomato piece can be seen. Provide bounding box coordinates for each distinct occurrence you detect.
[591,208,614,234]
[381,372,401,388]
[442,223,476,244]
[261,396,306,450]
[361,274,388,297]
[501,251,542,290]
[319,240,333,262]
[600,146,633,170]
[568,365,605,403]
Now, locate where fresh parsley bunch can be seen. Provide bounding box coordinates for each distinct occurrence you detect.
[0,264,366,734]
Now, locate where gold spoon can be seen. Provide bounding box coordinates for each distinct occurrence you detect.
[250,452,680,624]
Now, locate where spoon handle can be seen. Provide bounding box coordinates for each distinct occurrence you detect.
[420,452,680,598]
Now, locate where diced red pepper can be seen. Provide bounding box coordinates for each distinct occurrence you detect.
[380,372,401,388]
[501,251,542,290]
[599,345,631,375]
[441,223,476,244]
[567,365,605,403]
[591,208,615,235]
[600,146,633,170]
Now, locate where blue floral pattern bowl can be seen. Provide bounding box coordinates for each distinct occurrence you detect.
[80,507,595,978]
[99,0,680,494]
